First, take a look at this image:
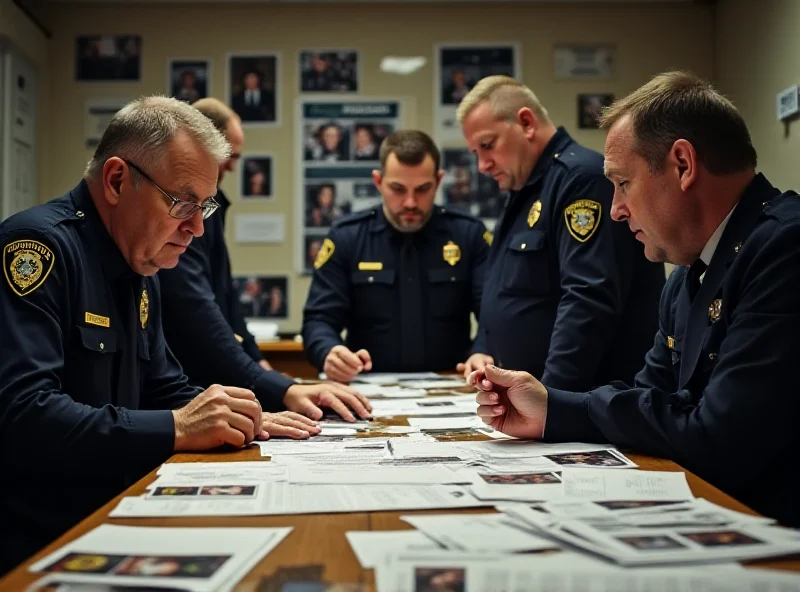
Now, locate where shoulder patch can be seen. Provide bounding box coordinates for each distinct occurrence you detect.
[483,230,493,246]
[564,199,602,242]
[314,238,335,269]
[4,239,56,296]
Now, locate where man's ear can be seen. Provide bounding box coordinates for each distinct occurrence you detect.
[102,157,126,206]
[371,169,383,188]
[518,107,537,141]
[669,139,698,192]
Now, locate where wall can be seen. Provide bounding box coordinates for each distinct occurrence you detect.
[0,0,50,207]
[715,0,800,192]
[42,1,714,334]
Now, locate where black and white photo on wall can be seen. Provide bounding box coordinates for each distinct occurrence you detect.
[168,59,210,103]
[228,54,279,125]
[299,50,359,93]
[76,35,141,81]
[241,156,273,199]
[577,93,615,129]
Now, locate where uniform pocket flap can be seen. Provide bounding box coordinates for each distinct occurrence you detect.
[351,270,395,285]
[77,325,118,353]
[428,268,469,283]
[508,230,546,252]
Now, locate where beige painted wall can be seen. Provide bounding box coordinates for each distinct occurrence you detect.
[41,1,713,333]
[715,0,800,192]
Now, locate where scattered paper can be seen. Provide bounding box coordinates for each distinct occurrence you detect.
[560,468,694,501]
[345,531,441,569]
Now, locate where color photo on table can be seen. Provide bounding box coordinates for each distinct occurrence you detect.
[479,472,562,485]
[415,567,466,592]
[43,552,232,578]
[543,449,630,467]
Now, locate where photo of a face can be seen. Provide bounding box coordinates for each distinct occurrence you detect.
[616,535,688,551]
[241,157,273,199]
[113,554,231,578]
[414,567,466,592]
[682,530,765,547]
[169,60,209,104]
[199,485,257,497]
[544,450,627,467]
[480,472,562,485]
[229,55,278,124]
[151,486,200,497]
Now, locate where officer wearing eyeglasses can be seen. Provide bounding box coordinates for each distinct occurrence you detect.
[0,96,318,575]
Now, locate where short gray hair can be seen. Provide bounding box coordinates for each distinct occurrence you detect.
[456,75,551,125]
[84,95,231,180]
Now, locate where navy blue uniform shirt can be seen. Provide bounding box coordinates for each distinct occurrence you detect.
[545,174,800,526]
[302,205,489,374]
[159,189,294,411]
[0,181,200,574]
[476,128,665,390]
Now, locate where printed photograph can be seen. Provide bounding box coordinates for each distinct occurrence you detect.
[351,123,392,161]
[199,485,258,497]
[229,54,278,124]
[682,530,765,547]
[305,182,352,228]
[304,122,351,162]
[414,566,466,592]
[578,93,615,129]
[241,156,273,199]
[480,472,562,485]
[595,500,683,511]
[169,59,210,103]
[232,276,288,319]
[441,148,503,220]
[544,450,628,467]
[616,535,688,551]
[44,552,128,574]
[76,35,141,81]
[113,554,231,578]
[151,486,200,497]
[439,46,515,106]
[415,401,455,407]
[300,50,359,93]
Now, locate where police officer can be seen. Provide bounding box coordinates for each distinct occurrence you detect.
[456,75,666,390]
[471,71,800,527]
[0,97,317,574]
[159,98,371,424]
[302,130,490,383]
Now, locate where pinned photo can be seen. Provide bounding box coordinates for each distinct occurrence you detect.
[300,50,358,93]
[228,54,278,124]
[241,156,273,199]
[76,35,141,81]
[168,59,210,104]
[231,275,288,319]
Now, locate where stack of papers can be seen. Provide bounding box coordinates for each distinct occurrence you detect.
[27,524,290,592]
[501,496,800,566]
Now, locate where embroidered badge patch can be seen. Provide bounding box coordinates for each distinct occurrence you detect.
[3,239,56,297]
[564,199,602,242]
[314,238,335,269]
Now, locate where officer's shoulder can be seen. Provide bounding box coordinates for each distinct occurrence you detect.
[552,143,605,176]
[437,206,484,228]
[761,190,800,225]
[0,196,75,247]
[331,207,379,230]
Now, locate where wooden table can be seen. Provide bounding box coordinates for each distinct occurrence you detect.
[3,431,799,591]
[257,339,317,379]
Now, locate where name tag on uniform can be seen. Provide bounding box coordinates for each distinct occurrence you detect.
[358,261,383,271]
[85,312,110,328]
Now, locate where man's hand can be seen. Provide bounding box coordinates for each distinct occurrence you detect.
[258,359,273,371]
[457,353,494,379]
[323,345,372,383]
[172,385,264,451]
[258,411,321,440]
[468,365,548,439]
[283,382,372,422]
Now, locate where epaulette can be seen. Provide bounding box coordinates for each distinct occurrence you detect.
[332,206,379,228]
[437,205,479,222]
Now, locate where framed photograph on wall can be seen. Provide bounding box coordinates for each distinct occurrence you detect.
[578,93,615,129]
[227,53,280,126]
[299,50,359,93]
[554,45,616,80]
[76,35,141,81]
[232,275,288,319]
[241,155,273,199]
[168,58,210,103]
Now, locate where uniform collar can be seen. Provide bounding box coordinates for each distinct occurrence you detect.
[70,179,137,282]
[516,126,574,192]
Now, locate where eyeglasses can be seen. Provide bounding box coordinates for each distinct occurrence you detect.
[123,160,219,220]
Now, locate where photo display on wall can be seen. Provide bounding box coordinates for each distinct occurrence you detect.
[296,99,403,274]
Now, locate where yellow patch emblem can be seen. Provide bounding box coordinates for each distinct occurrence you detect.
[483,230,493,246]
[358,261,383,271]
[528,200,542,228]
[85,312,110,328]
[3,239,56,297]
[314,238,335,269]
[140,289,149,329]
[564,199,602,242]
[443,241,461,266]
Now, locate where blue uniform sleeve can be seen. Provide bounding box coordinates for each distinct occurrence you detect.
[542,172,633,391]
[0,230,175,474]
[302,228,352,370]
[469,223,491,355]
[159,240,293,411]
[544,223,800,496]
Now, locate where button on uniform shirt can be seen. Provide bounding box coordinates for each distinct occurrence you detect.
[302,206,490,374]
[160,189,294,411]
[0,181,201,574]
[543,174,800,527]
[475,127,666,390]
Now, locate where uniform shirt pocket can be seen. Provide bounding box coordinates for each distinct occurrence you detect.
[501,229,550,295]
[351,270,396,321]
[427,267,469,319]
[74,325,119,399]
